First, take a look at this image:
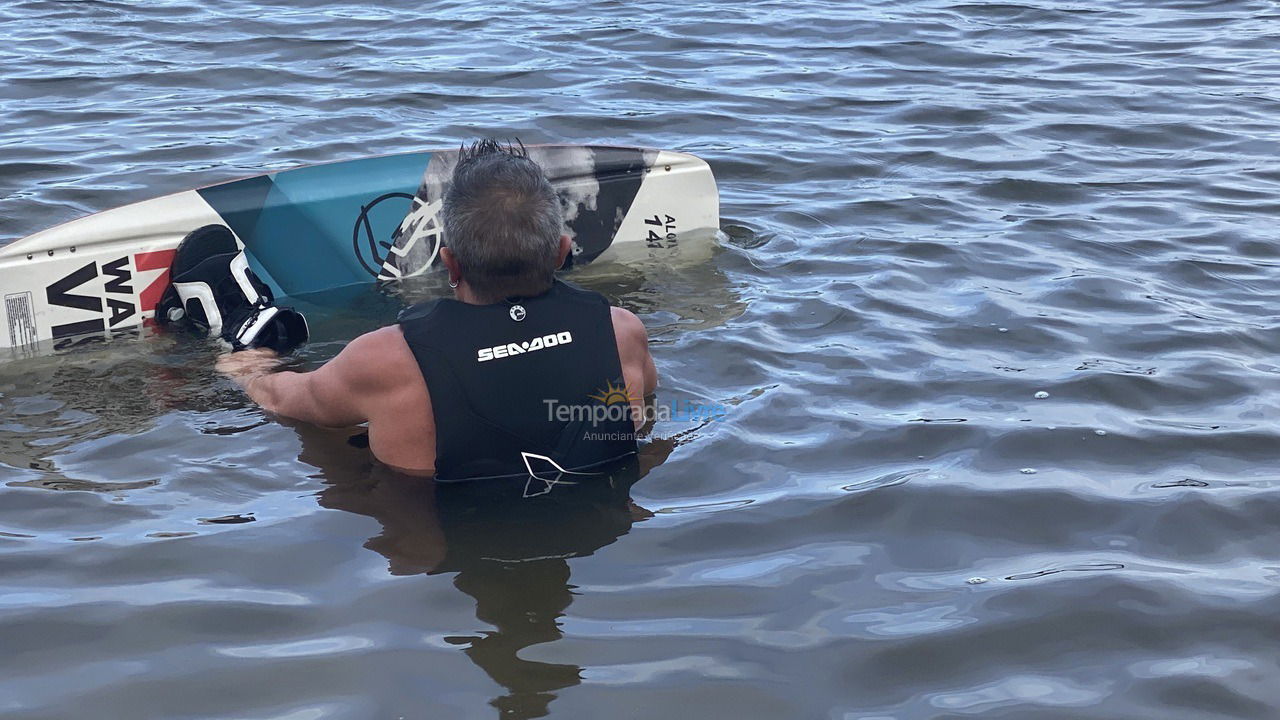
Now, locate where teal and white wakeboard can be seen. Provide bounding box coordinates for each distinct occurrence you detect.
[0,144,718,354]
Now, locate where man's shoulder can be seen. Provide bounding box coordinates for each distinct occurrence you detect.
[609,306,647,346]
[339,326,417,376]
[358,325,413,349]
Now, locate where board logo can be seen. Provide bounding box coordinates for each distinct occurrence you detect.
[353,192,445,280]
[45,250,174,340]
[352,191,415,279]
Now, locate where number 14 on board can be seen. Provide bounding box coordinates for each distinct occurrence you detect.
[645,214,677,248]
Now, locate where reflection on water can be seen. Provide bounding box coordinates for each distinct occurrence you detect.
[298,423,671,719]
[0,339,238,489]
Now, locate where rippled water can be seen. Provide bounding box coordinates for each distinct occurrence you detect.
[4,0,1280,717]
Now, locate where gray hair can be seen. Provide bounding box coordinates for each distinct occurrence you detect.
[442,139,563,302]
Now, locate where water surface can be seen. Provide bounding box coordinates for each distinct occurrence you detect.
[3,0,1280,717]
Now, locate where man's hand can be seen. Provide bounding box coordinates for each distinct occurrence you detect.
[216,348,282,391]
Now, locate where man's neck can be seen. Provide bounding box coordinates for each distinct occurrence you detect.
[451,283,486,305]
[452,280,555,306]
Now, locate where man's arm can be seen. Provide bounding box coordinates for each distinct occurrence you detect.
[216,326,404,428]
[611,305,658,397]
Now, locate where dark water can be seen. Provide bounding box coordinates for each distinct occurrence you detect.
[3,0,1280,717]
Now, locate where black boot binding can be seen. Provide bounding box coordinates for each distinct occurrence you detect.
[158,224,309,354]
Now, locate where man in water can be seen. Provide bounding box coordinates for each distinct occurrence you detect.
[211,140,657,479]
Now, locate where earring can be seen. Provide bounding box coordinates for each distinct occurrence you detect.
[449,279,459,288]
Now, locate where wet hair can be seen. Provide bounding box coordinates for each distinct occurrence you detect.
[442,139,563,302]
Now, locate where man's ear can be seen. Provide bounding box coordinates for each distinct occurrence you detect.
[556,235,573,269]
[440,247,462,285]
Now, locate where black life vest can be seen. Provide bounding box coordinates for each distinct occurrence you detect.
[397,280,638,481]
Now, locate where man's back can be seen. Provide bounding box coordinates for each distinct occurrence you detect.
[220,289,656,478]
[397,280,639,480]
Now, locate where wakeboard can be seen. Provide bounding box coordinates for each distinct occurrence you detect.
[0,145,718,354]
